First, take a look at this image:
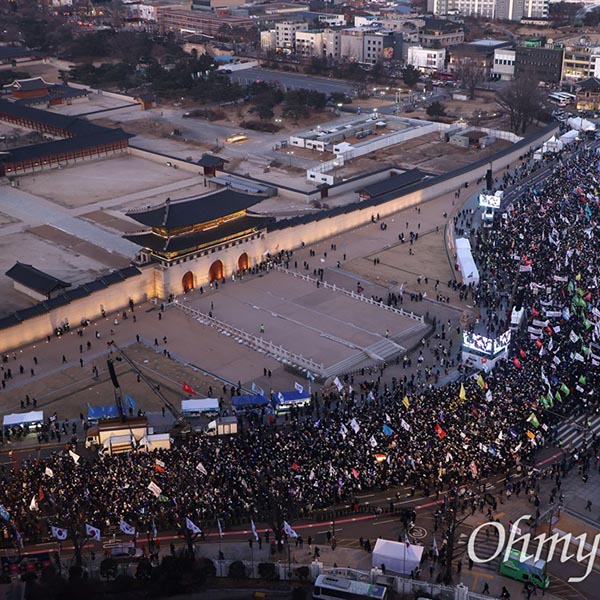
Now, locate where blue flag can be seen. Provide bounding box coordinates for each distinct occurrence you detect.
[0,505,9,521]
[383,424,394,436]
[125,395,136,410]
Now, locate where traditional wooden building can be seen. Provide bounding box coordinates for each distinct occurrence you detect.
[124,189,273,295]
[576,77,600,111]
[5,262,71,302]
[3,77,89,106]
[0,99,132,176]
[197,154,227,176]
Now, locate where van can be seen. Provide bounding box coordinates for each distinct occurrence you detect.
[225,133,248,144]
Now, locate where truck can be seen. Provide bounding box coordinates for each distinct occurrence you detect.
[205,416,238,436]
[499,549,550,589]
[85,417,171,455]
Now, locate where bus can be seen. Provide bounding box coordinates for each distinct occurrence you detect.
[548,93,569,106]
[313,575,388,600]
[499,549,550,589]
[432,71,455,82]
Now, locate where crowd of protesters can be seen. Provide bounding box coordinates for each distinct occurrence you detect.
[0,143,599,554]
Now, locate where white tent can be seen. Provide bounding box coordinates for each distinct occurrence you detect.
[455,238,480,286]
[559,130,579,145]
[3,411,44,428]
[372,538,424,575]
[181,398,220,415]
[542,135,563,154]
[567,116,596,132]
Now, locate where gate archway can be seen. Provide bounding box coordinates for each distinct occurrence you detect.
[238,252,249,271]
[209,260,224,282]
[182,271,194,293]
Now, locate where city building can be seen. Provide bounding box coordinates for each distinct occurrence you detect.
[491,48,515,80]
[449,39,511,77]
[191,0,246,12]
[276,21,309,50]
[406,46,446,71]
[260,30,277,52]
[427,0,496,19]
[418,18,464,48]
[157,7,255,37]
[575,77,600,111]
[514,46,563,83]
[340,28,395,64]
[561,39,600,81]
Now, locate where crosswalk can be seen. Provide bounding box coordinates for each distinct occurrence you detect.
[456,529,503,574]
[554,414,600,449]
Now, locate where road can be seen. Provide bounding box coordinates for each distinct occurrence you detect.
[228,68,356,96]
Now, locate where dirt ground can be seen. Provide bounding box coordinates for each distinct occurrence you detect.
[17,155,195,207]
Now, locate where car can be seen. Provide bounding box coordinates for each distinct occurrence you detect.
[225,133,248,144]
[109,545,144,561]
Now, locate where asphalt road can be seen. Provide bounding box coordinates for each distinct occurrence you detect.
[228,68,356,96]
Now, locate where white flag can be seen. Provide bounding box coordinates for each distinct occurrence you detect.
[86,524,101,541]
[339,423,348,438]
[69,450,80,464]
[283,521,298,538]
[569,330,579,343]
[400,419,411,431]
[29,496,38,512]
[51,526,67,540]
[294,382,304,394]
[369,436,377,448]
[152,519,157,540]
[349,418,360,433]
[196,462,207,476]
[217,519,224,539]
[333,376,343,392]
[277,392,284,402]
[433,535,439,557]
[309,469,315,480]
[485,389,492,402]
[148,481,162,498]
[186,517,202,535]
[385,413,391,423]
[45,467,54,478]
[251,519,259,541]
[120,520,136,536]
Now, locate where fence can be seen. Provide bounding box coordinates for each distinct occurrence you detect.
[273,265,424,323]
[168,300,325,376]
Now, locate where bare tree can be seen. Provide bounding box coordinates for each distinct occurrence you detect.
[496,74,543,134]
[454,57,485,100]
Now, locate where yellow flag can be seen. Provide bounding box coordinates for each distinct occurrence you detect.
[526,430,536,440]
[476,374,485,390]
[459,383,467,401]
[402,396,410,409]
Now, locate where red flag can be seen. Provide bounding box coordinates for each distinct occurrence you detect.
[512,358,521,369]
[434,423,446,439]
[291,462,300,471]
[38,485,44,503]
[532,307,539,318]
[182,381,197,395]
[154,459,166,473]
[352,468,360,479]
[545,326,553,335]
[519,349,526,358]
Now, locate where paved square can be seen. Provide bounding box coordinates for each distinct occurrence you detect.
[184,270,428,375]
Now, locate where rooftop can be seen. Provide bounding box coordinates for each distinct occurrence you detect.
[5,262,71,296]
[126,189,267,229]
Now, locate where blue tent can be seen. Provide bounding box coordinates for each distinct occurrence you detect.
[87,405,119,420]
[232,394,270,409]
[273,391,311,411]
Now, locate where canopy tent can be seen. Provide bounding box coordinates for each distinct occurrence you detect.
[372,538,424,575]
[560,130,579,145]
[567,116,596,132]
[455,238,480,286]
[87,405,119,421]
[273,390,311,406]
[542,135,563,154]
[232,394,270,409]
[3,411,44,428]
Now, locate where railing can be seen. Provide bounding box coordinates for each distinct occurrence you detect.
[273,265,424,323]
[168,301,325,376]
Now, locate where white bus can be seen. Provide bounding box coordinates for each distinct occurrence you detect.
[559,92,576,101]
[313,575,388,600]
[548,93,569,106]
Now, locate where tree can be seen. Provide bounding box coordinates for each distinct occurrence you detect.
[496,74,543,134]
[436,492,472,584]
[256,104,275,120]
[402,64,421,88]
[454,57,484,99]
[426,101,447,117]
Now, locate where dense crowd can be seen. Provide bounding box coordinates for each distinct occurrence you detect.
[1,143,599,551]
